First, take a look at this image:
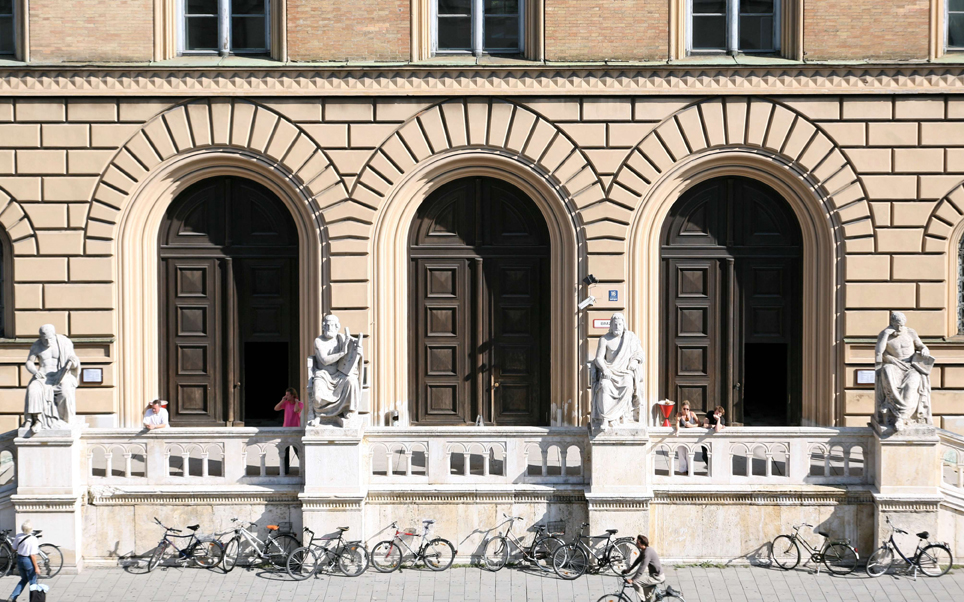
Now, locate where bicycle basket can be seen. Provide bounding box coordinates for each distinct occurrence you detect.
[546,521,566,536]
[400,527,419,544]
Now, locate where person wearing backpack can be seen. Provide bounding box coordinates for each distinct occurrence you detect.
[8,520,39,601]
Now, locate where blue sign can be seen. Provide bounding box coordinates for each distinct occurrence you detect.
[608,290,618,302]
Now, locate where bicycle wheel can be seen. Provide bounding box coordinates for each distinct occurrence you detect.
[147,542,167,572]
[918,544,953,577]
[338,543,370,577]
[530,536,564,571]
[221,537,240,572]
[286,547,319,581]
[610,538,638,575]
[191,539,224,569]
[595,594,631,602]
[36,543,64,578]
[370,540,402,573]
[0,542,15,577]
[822,543,858,575]
[482,536,509,571]
[865,546,894,577]
[423,538,455,571]
[770,535,801,570]
[553,543,589,580]
[265,533,300,568]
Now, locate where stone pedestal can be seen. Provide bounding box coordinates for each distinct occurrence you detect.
[871,421,943,548]
[585,426,651,540]
[12,421,85,573]
[300,427,367,537]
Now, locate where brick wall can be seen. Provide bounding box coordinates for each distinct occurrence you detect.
[545,0,668,61]
[804,0,930,61]
[288,0,410,62]
[29,0,153,62]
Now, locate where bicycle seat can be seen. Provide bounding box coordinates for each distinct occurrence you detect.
[423,519,435,525]
[187,525,199,531]
[917,531,929,539]
[266,525,279,531]
[338,526,349,532]
[817,531,829,538]
[606,529,618,535]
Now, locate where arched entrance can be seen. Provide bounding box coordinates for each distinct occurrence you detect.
[661,176,802,425]
[409,176,550,426]
[159,176,300,427]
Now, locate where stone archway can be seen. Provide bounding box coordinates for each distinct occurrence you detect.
[91,100,338,426]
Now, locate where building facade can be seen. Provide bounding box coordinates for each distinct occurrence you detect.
[0,0,963,570]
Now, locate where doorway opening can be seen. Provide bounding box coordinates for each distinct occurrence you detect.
[159,176,299,427]
[660,176,803,426]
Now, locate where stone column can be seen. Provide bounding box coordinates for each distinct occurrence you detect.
[12,421,86,573]
[585,427,651,539]
[871,423,943,548]
[299,427,367,536]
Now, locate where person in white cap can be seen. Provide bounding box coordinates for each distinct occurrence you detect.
[143,399,170,430]
[9,520,39,601]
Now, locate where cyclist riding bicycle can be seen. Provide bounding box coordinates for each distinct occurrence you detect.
[621,535,665,602]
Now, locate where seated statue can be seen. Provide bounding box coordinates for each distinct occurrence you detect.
[874,311,934,432]
[591,313,644,430]
[23,324,81,434]
[307,314,363,427]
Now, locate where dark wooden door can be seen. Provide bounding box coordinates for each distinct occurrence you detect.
[661,177,801,425]
[160,177,299,427]
[409,177,550,426]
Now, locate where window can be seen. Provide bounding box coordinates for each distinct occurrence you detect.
[0,0,14,56]
[182,0,269,55]
[689,0,780,55]
[435,0,524,55]
[949,0,964,51]
[958,233,964,334]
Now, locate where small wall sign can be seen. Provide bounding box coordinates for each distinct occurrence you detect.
[608,290,618,302]
[81,368,104,385]
[856,369,875,385]
[592,319,611,329]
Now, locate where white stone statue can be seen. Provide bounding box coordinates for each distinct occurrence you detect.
[23,324,81,434]
[591,313,644,430]
[874,311,934,432]
[307,314,363,427]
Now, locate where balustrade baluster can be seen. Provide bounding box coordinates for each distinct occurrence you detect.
[765,452,773,477]
[260,451,267,477]
[541,448,548,477]
[386,448,394,477]
[958,459,964,488]
[124,452,132,478]
[483,451,490,476]
[405,451,413,476]
[688,449,695,477]
[462,452,470,477]
[561,449,568,476]
[843,446,851,477]
[181,452,190,477]
[201,451,209,478]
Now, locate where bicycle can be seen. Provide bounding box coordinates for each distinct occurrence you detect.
[286,526,369,580]
[0,529,63,579]
[479,513,566,572]
[217,518,301,572]
[552,522,637,580]
[147,518,224,572]
[597,576,686,602]
[770,522,858,575]
[370,519,456,572]
[866,516,953,578]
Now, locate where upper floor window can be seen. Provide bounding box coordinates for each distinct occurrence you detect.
[435,0,524,56]
[689,0,780,55]
[182,0,269,55]
[0,0,14,55]
[949,0,964,51]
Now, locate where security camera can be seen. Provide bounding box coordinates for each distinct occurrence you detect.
[577,295,596,311]
[583,274,599,286]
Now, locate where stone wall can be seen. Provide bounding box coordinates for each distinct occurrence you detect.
[544,0,669,61]
[803,0,931,61]
[28,0,154,62]
[287,0,410,62]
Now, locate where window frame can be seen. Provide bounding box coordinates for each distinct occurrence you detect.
[178,0,271,57]
[432,0,526,57]
[0,0,16,58]
[686,0,781,56]
[0,226,12,339]
[947,0,964,52]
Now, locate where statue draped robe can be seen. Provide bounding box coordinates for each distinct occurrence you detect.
[875,326,933,427]
[593,330,644,425]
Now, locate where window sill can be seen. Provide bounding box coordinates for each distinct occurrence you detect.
[151,55,281,68]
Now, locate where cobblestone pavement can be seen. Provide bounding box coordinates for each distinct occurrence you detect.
[2,563,963,602]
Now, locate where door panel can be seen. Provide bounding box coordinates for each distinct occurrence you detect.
[413,259,472,423]
[164,258,221,425]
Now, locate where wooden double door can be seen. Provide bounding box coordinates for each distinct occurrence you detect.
[159,177,299,427]
[409,177,550,426]
[661,177,802,425]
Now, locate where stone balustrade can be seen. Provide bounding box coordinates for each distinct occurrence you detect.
[649,426,873,486]
[941,429,964,491]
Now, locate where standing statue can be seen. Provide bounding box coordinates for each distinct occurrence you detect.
[23,324,81,434]
[874,311,935,432]
[591,313,645,430]
[307,314,363,427]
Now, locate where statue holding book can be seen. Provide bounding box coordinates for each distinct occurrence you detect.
[307,314,364,427]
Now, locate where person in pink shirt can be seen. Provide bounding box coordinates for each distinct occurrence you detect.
[275,388,303,473]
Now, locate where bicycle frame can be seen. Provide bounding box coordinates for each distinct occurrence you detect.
[572,524,619,565]
[157,531,205,559]
[303,528,353,567]
[488,515,553,563]
[222,522,287,561]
